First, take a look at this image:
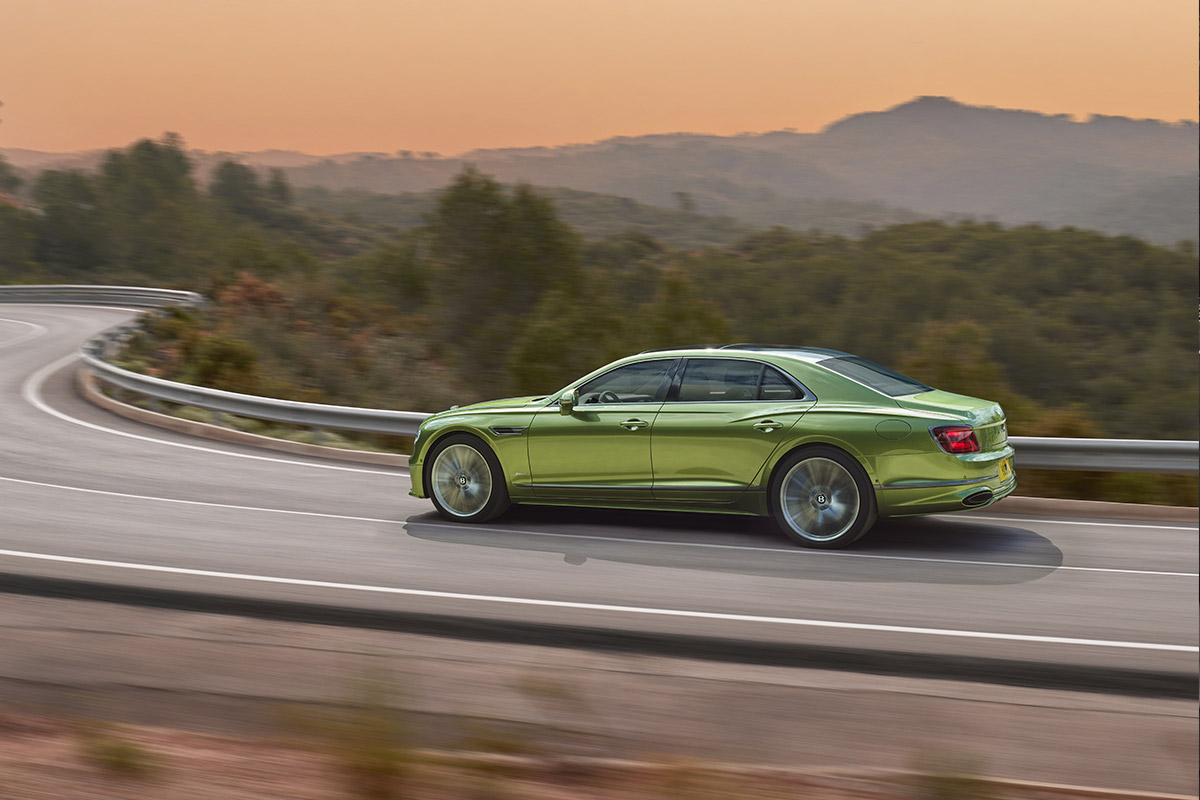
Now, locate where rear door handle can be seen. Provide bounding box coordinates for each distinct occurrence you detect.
[620,418,650,431]
[753,420,782,433]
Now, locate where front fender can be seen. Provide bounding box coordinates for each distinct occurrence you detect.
[409,412,535,498]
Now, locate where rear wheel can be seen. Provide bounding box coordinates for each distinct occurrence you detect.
[769,446,876,548]
[426,434,510,523]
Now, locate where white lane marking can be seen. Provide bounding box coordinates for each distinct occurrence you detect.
[0,474,394,524]
[20,353,403,476]
[0,304,145,314]
[3,474,1196,578]
[951,514,1198,532]
[0,548,1194,652]
[0,318,49,351]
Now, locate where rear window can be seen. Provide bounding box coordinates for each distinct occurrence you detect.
[818,356,931,397]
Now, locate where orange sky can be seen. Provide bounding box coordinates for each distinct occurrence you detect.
[2,0,1195,155]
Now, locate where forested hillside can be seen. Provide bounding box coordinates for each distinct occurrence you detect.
[2,137,1196,451]
[295,185,760,249]
[295,185,932,248]
[7,97,1196,245]
[274,97,1200,245]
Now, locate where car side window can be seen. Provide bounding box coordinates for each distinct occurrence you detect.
[761,366,802,400]
[678,359,763,402]
[577,360,672,404]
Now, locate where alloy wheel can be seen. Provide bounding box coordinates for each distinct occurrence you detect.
[779,456,861,541]
[431,443,494,517]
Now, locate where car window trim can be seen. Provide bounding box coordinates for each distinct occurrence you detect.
[547,357,679,408]
[664,357,815,403]
[815,355,931,398]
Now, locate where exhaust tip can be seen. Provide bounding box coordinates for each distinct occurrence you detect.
[962,489,994,508]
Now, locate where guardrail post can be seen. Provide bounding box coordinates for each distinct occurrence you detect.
[210,410,227,427]
[311,426,325,445]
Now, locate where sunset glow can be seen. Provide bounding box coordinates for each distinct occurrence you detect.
[3,0,1196,154]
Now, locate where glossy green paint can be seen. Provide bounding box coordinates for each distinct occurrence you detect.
[526,403,659,500]
[409,347,1017,520]
[650,399,814,502]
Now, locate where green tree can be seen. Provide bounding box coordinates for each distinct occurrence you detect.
[0,154,22,194]
[219,233,286,278]
[266,167,294,206]
[507,272,633,394]
[636,268,730,351]
[97,134,210,278]
[350,238,432,310]
[499,183,581,309]
[210,160,267,219]
[899,320,1011,401]
[32,170,105,274]
[425,167,583,394]
[0,204,39,278]
[425,167,509,337]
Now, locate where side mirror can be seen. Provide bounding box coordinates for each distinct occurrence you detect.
[559,389,578,415]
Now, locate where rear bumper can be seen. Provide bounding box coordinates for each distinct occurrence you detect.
[877,471,1017,517]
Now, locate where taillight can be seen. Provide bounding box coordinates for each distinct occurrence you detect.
[931,425,980,454]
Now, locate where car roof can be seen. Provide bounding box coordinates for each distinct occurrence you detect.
[636,344,852,363]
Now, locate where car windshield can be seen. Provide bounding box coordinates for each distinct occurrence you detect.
[817,356,931,397]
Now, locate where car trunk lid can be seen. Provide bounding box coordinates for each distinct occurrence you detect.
[896,390,1009,451]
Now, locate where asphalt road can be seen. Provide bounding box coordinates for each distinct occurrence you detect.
[2,304,1197,690]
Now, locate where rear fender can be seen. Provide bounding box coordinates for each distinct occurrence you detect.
[752,407,885,491]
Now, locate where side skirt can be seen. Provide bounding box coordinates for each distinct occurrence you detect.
[510,498,764,517]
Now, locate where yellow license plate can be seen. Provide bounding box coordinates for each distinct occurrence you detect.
[997,458,1013,483]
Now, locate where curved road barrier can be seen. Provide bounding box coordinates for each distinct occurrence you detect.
[3,284,1197,470]
[0,284,203,308]
[1009,435,1199,474]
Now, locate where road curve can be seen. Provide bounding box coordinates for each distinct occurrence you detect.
[2,305,1197,694]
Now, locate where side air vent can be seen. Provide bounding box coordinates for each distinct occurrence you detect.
[488,426,528,435]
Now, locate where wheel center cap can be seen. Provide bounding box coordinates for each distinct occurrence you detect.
[457,473,469,486]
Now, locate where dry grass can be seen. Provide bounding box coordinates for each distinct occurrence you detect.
[0,705,1171,800]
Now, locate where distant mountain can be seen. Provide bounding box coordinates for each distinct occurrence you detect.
[0,147,108,171]
[5,97,1196,243]
[1054,173,1200,245]
[808,96,1196,224]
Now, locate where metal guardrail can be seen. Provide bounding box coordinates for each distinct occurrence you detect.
[2,285,1198,469]
[0,284,428,436]
[1008,436,1198,475]
[0,285,204,308]
[82,325,430,436]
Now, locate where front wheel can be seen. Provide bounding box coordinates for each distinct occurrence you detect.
[769,446,876,548]
[426,434,510,523]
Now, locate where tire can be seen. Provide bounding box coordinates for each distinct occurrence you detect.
[769,446,877,548]
[425,434,511,523]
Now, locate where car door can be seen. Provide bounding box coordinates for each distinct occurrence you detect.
[651,358,814,503]
[525,359,676,502]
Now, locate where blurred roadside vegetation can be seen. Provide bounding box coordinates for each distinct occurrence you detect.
[1,137,1196,503]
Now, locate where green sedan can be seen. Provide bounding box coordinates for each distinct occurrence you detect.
[409,345,1016,548]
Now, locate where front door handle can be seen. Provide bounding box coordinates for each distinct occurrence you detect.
[620,418,650,431]
[753,420,782,433]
